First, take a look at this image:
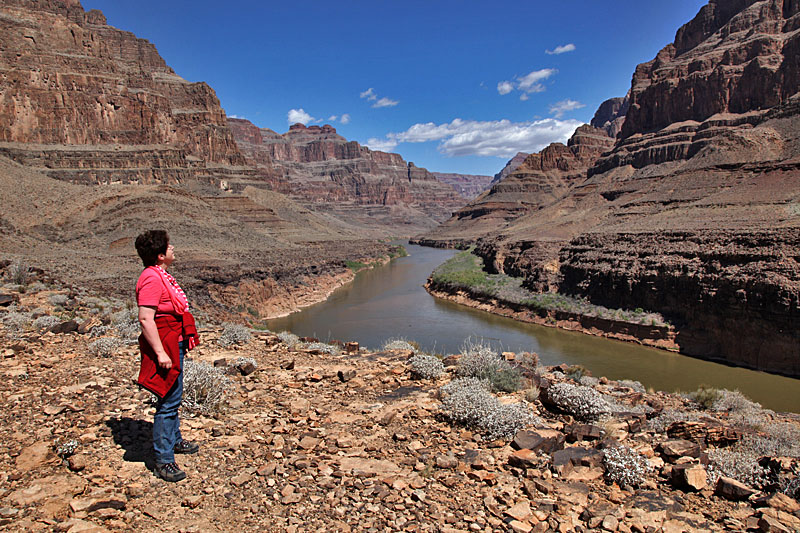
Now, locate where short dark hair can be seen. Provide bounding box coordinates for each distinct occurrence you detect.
[134,230,169,267]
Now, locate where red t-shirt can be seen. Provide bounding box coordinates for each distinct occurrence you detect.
[136,268,179,317]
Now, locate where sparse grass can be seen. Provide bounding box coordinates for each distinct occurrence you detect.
[431,249,670,327]
[7,260,31,285]
[687,385,722,410]
[345,260,368,272]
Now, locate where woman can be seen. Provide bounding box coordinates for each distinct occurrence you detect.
[134,230,200,482]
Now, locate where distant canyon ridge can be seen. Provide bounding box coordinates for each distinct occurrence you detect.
[418,0,800,377]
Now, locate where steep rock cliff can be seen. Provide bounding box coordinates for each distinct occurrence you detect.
[228,118,468,235]
[431,172,493,199]
[0,0,250,185]
[420,0,800,375]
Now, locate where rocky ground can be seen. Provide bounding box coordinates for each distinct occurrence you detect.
[1,282,799,533]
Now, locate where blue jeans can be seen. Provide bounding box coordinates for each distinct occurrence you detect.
[153,341,185,464]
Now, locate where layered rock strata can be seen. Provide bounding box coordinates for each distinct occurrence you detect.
[431,172,494,199]
[228,119,468,235]
[419,0,800,376]
[0,0,252,186]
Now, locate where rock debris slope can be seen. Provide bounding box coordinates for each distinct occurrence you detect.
[418,0,800,376]
[0,282,798,532]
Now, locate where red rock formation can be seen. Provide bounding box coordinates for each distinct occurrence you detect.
[0,0,248,185]
[228,118,467,233]
[420,0,800,376]
[431,172,493,199]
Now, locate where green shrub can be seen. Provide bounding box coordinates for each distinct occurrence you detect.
[457,339,522,393]
[688,386,721,410]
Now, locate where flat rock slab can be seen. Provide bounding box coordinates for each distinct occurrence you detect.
[715,476,756,501]
[512,429,566,453]
[337,457,400,476]
[15,441,56,471]
[9,474,87,506]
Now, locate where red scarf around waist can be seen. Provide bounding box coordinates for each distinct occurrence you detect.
[137,312,197,398]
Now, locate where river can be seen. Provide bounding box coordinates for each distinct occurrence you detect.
[267,243,800,413]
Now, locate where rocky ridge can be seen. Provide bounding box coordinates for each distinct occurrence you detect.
[0,279,799,532]
[227,119,468,236]
[416,0,800,376]
[431,172,494,200]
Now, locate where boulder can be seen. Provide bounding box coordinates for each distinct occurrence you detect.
[715,476,756,501]
[512,430,566,454]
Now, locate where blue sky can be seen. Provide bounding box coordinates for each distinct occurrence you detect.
[83,0,708,176]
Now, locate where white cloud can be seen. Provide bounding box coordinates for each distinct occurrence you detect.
[287,108,316,125]
[374,117,583,158]
[517,68,557,94]
[373,97,399,108]
[328,115,338,122]
[340,113,351,124]
[549,99,585,118]
[365,137,399,152]
[545,43,576,55]
[228,114,245,119]
[361,88,398,108]
[497,68,557,98]
[497,81,514,95]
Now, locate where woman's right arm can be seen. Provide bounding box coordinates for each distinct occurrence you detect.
[138,305,172,369]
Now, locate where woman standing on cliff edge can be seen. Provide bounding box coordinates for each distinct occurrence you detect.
[134,230,200,482]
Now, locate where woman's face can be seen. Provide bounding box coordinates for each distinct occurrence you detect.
[158,243,175,268]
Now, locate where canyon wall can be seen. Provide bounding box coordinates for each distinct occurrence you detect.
[227,118,468,235]
[419,0,800,376]
[431,172,494,199]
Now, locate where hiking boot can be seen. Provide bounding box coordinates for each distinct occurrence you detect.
[155,462,186,482]
[174,439,200,454]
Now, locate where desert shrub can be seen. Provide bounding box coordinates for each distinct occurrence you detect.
[110,308,140,342]
[382,338,418,352]
[711,389,761,414]
[439,377,538,441]
[27,282,46,293]
[88,337,122,357]
[2,311,31,331]
[546,382,619,421]
[564,365,589,382]
[648,408,702,434]
[277,331,300,347]
[618,379,646,393]
[524,385,540,403]
[457,339,522,393]
[708,421,800,489]
[515,352,540,374]
[182,360,232,414]
[409,353,444,379]
[54,439,79,458]
[48,294,69,307]
[7,260,31,285]
[218,323,252,347]
[33,315,60,331]
[579,375,600,387]
[88,325,111,338]
[299,342,341,355]
[603,445,651,487]
[687,386,721,410]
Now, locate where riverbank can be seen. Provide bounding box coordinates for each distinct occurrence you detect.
[426,249,679,352]
[209,244,408,322]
